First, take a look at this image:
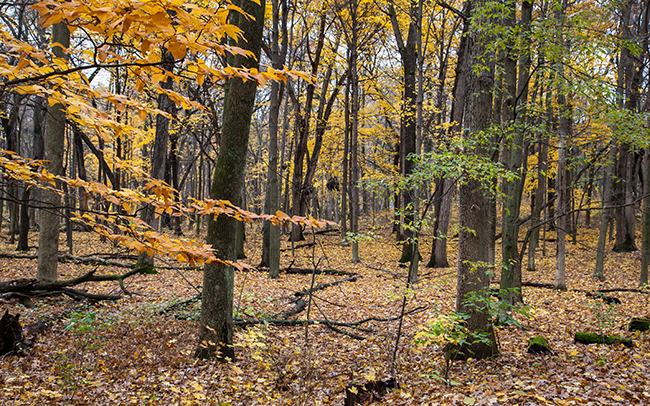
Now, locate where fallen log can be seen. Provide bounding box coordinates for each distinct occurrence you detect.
[574,332,634,348]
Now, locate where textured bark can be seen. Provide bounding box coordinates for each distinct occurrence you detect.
[37,22,70,282]
[454,0,498,360]
[195,0,265,361]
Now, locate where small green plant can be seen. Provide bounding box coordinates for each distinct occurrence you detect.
[587,297,620,336]
[414,311,492,384]
[342,231,377,246]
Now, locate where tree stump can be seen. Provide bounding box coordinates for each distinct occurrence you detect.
[574,332,633,348]
[344,378,398,406]
[527,336,551,354]
[0,311,25,356]
[629,318,649,332]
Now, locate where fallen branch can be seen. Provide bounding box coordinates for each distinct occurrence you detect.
[0,252,132,268]
[280,242,315,252]
[294,275,360,298]
[0,267,148,300]
[254,266,355,277]
[234,306,428,340]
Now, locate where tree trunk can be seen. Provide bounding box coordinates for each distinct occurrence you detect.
[640,147,649,287]
[137,48,176,267]
[594,146,617,279]
[261,0,286,278]
[37,21,70,282]
[500,0,531,305]
[195,0,265,361]
[455,0,498,360]
[555,91,569,291]
[389,1,420,269]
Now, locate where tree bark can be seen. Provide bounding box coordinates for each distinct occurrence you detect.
[195,0,265,361]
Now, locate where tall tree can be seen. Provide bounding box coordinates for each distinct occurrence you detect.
[388,0,420,273]
[455,0,498,360]
[500,0,532,304]
[260,0,288,278]
[36,21,70,282]
[195,0,266,361]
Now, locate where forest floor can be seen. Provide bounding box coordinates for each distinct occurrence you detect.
[0,214,648,405]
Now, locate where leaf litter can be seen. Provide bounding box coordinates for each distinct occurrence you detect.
[0,220,648,405]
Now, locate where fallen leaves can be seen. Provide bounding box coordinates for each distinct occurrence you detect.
[0,224,648,405]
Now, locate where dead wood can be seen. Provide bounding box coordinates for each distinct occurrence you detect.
[0,267,147,301]
[293,276,360,298]
[234,306,427,340]
[0,252,132,268]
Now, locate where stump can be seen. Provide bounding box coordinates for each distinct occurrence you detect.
[574,332,633,348]
[527,336,551,354]
[344,378,398,406]
[629,318,649,332]
[0,311,25,356]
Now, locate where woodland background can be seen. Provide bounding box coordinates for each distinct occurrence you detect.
[0,0,649,404]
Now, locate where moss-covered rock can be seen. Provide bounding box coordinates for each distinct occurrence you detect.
[527,336,551,354]
[629,318,649,332]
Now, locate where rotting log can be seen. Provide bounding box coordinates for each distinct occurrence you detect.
[574,332,634,348]
[629,318,649,332]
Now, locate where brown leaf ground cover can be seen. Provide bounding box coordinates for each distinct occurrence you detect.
[0,216,648,405]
